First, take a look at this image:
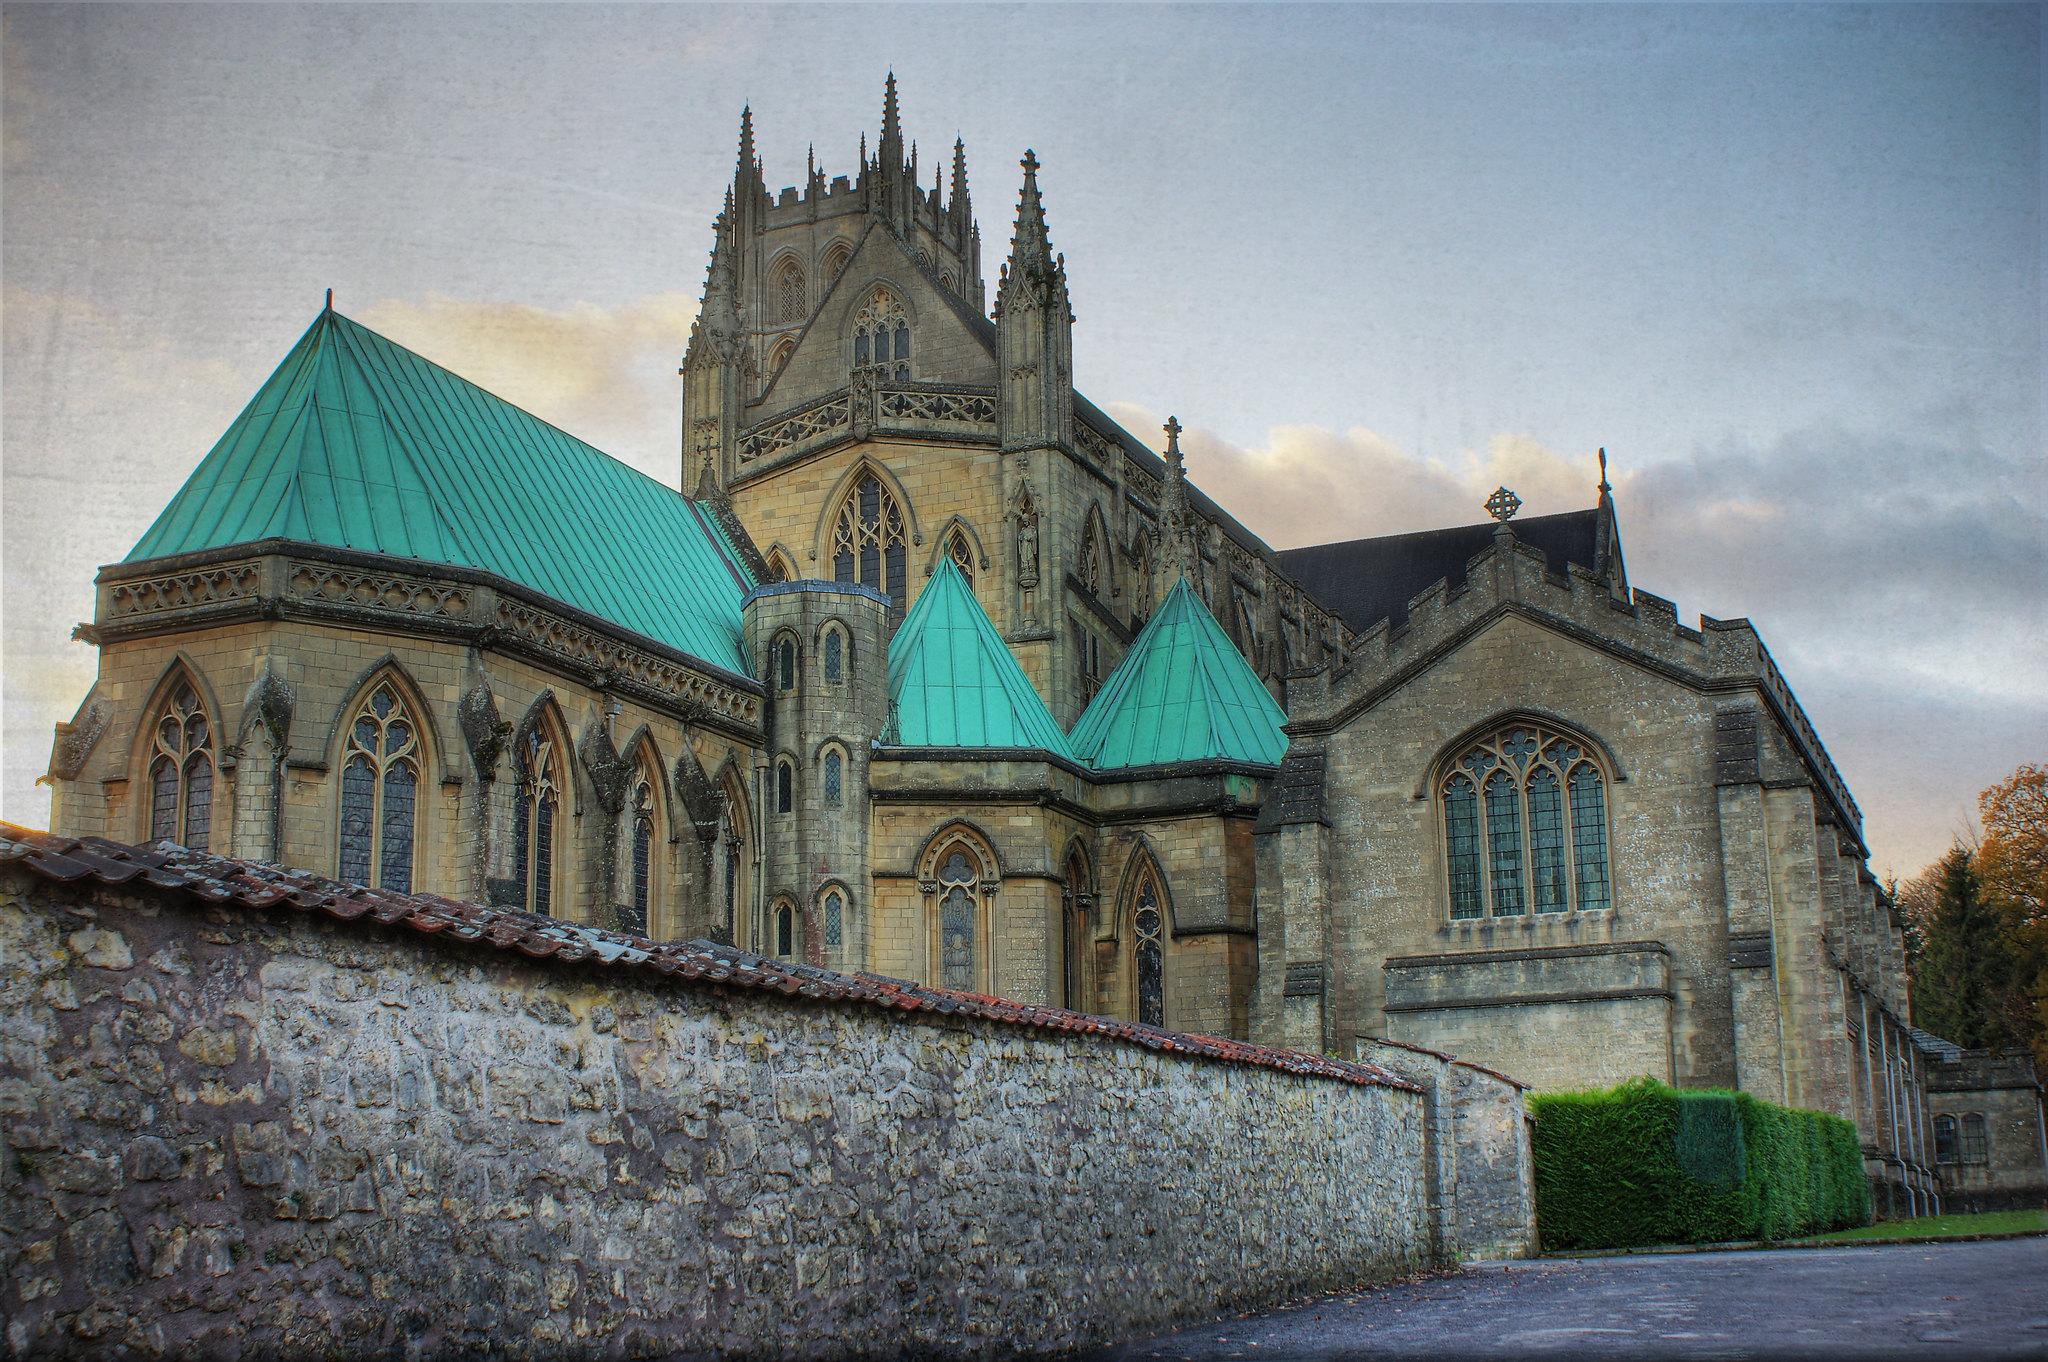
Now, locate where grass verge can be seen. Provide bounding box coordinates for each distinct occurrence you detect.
[1801,1208,2048,1243]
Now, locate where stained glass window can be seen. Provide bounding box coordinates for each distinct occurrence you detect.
[146,682,214,850]
[516,725,561,916]
[338,683,421,892]
[1440,723,1613,920]
[823,889,843,949]
[1484,770,1525,916]
[1444,775,1483,920]
[937,845,978,991]
[822,627,844,684]
[776,637,797,693]
[823,750,843,808]
[831,471,908,615]
[1131,863,1165,1028]
[853,289,911,382]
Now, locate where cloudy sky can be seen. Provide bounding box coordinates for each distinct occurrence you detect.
[3,3,2040,879]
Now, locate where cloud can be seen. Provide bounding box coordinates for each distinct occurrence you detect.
[1104,400,2047,875]
[356,291,700,483]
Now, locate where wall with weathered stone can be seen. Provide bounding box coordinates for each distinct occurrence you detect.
[1928,1048,2048,1214]
[0,861,1438,1360]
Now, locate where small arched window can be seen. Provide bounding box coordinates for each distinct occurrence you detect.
[821,624,846,685]
[770,899,796,959]
[831,470,908,615]
[821,887,844,951]
[766,335,797,376]
[771,256,806,324]
[775,757,794,815]
[1933,1114,1958,1163]
[1961,1112,1989,1163]
[822,240,852,284]
[1441,722,1611,920]
[822,748,844,809]
[947,529,975,585]
[514,723,563,917]
[764,550,795,584]
[146,679,214,851]
[852,288,911,382]
[775,635,798,694]
[1126,856,1167,1028]
[337,682,420,892]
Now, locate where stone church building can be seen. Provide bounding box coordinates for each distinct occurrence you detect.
[45,80,1975,1213]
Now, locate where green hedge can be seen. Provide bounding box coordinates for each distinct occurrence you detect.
[1530,1077,1870,1250]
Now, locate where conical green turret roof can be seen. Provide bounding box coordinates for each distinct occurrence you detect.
[1069,577,1287,769]
[126,308,756,676]
[886,557,1075,758]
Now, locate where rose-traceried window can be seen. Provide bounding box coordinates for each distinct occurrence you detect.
[147,680,214,850]
[1441,721,1611,921]
[851,288,911,382]
[831,471,908,614]
[337,683,419,892]
[514,725,563,916]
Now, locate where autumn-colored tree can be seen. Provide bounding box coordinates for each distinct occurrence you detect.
[1975,762,2048,1067]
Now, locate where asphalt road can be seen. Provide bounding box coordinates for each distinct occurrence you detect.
[1084,1238,2048,1361]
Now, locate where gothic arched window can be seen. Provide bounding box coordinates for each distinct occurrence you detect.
[146,679,215,851]
[822,240,852,285]
[337,682,420,893]
[764,550,795,584]
[514,723,563,917]
[935,843,980,991]
[831,470,908,615]
[821,886,844,951]
[1440,722,1611,921]
[718,769,749,942]
[775,757,795,815]
[821,623,846,685]
[947,529,975,585]
[771,256,806,324]
[766,335,797,376]
[770,898,796,959]
[821,747,844,809]
[627,773,656,935]
[774,634,798,694]
[1126,856,1167,1028]
[852,288,911,382]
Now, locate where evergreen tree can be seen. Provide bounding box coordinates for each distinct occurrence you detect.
[1911,844,2028,1049]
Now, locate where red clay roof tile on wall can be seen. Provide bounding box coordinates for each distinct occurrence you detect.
[0,824,1414,1092]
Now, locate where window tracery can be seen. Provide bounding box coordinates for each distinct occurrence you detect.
[935,842,980,991]
[822,240,852,285]
[627,773,655,934]
[771,257,806,324]
[337,682,419,893]
[1440,722,1611,920]
[1127,857,1166,1027]
[146,680,214,851]
[514,723,563,916]
[947,529,975,585]
[1062,848,1092,1012]
[831,471,908,614]
[851,288,911,382]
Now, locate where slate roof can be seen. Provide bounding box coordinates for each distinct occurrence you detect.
[1069,577,1288,769]
[1275,508,1606,636]
[884,557,1076,758]
[0,823,1412,1090]
[126,308,757,676]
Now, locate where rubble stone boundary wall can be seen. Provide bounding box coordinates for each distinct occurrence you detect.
[0,839,1436,1360]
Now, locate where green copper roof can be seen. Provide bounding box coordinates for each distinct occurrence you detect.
[1069,577,1288,769]
[886,557,1076,758]
[126,308,755,676]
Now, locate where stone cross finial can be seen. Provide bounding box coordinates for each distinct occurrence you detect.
[1164,415,1183,458]
[1485,486,1522,522]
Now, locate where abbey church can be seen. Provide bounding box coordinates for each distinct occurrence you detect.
[43,81,1949,1213]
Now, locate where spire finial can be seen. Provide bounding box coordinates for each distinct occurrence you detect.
[1597,446,1611,498]
[1485,486,1522,523]
[882,70,901,146]
[1164,415,1183,461]
[325,287,333,312]
[738,104,755,169]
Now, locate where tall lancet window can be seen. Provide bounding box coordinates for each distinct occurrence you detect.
[1438,722,1613,921]
[337,682,420,893]
[147,680,214,851]
[852,288,911,382]
[772,257,806,324]
[1126,857,1168,1028]
[514,725,563,917]
[831,471,908,615]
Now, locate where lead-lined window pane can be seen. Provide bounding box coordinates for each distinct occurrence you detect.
[1529,767,1567,913]
[1484,769,1523,916]
[1445,775,1483,919]
[1570,766,1611,912]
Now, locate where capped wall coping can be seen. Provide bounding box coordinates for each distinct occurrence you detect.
[0,824,1415,1093]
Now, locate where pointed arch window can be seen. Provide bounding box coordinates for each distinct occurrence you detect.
[852,288,911,382]
[770,899,796,959]
[766,335,797,377]
[1081,521,1105,598]
[764,550,795,584]
[821,887,844,951]
[1129,538,1153,625]
[947,529,975,585]
[514,725,563,917]
[935,844,980,991]
[337,682,420,892]
[821,624,846,685]
[775,757,795,815]
[775,634,799,694]
[771,256,806,324]
[1439,722,1612,920]
[1127,857,1167,1028]
[718,773,749,942]
[831,471,908,615]
[822,240,853,285]
[822,747,844,809]
[626,775,656,935]
[147,680,214,850]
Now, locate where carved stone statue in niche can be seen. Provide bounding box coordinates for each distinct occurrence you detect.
[1016,493,1040,590]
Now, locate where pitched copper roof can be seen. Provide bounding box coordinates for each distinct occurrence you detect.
[0,824,1411,1091]
[1276,507,1606,636]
